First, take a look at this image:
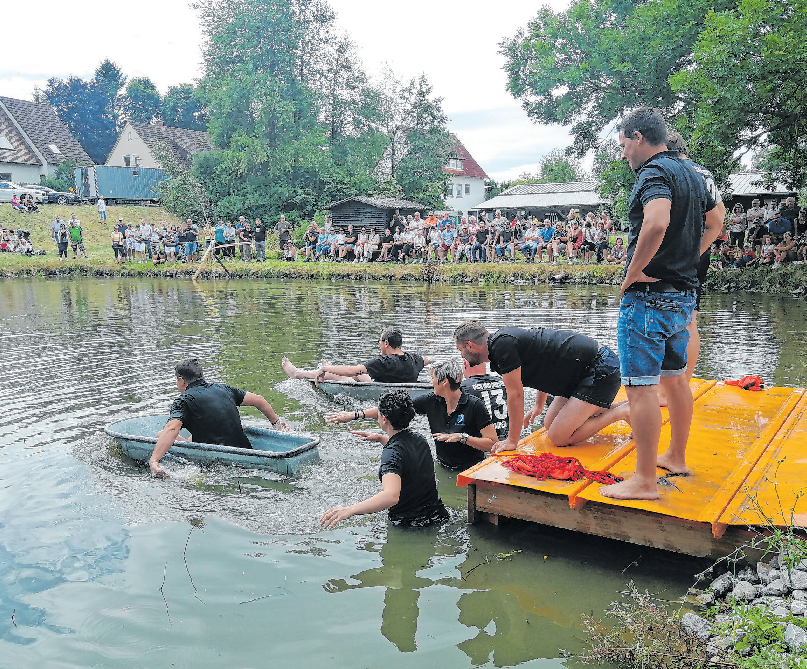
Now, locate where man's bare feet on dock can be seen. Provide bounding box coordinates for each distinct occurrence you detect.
[281,357,306,379]
[656,451,690,475]
[599,477,660,501]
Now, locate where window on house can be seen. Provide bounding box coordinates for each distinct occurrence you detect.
[0,136,12,150]
[465,184,470,195]
[48,143,62,154]
[456,184,463,198]
[446,158,464,171]
[123,155,131,167]
[132,155,140,167]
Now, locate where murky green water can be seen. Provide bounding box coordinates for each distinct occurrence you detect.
[1,278,805,667]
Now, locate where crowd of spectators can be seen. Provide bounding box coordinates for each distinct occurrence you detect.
[710,196,806,269]
[293,208,625,266]
[0,228,34,254]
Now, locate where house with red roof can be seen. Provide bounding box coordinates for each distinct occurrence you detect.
[443,134,488,215]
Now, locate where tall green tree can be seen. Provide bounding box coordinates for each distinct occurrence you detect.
[43,59,125,163]
[120,77,162,125]
[500,0,806,188]
[162,84,208,130]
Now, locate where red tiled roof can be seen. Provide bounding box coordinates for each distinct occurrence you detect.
[444,133,489,180]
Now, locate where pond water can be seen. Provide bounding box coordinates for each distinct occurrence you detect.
[1,278,805,667]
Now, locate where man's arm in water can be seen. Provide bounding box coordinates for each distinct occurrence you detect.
[150,419,183,477]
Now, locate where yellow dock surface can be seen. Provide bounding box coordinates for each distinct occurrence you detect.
[457,380,807,558]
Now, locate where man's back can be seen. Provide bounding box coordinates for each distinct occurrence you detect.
[169,381,251,449]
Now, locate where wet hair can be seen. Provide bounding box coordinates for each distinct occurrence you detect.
[175,358,204,384]
[617,107,667,147]
[666,130,688,154]
[453,320,489,345]
[378,390,415,430]
[430,359,463,391]
[380,326,403,349]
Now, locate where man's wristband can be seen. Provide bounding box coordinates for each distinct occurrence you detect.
[460,433,469,445]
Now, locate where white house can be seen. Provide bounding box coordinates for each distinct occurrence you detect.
[0,96,92,184]
[443,134,489,215]
[105,122,213,169]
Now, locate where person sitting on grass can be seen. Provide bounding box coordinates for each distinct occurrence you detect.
[10,195,23,212]
[326,360,497,472]
[283,240,298,262]
[734,243,757,268]
[773,232,796,265]
[282,326,429,385]
[606,236,627,264]
[320,390,449,529]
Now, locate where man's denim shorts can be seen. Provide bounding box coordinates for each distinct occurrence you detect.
[617,287,696,386]
[185,241,197,256]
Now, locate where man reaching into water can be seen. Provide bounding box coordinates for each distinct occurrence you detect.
[282,326,429,384]
[149,358,286,477]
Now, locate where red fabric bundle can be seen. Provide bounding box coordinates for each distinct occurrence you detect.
[495,452,623,485]
[724,375,764,391]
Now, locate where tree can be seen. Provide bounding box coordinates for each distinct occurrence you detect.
[162,84,208,130]
[153,142,214,224]
[500,0,807,188]
[120,77,162,125]
[537,148,587,183]
[592,140,635,229]
[40,159,78,192]
[43,59,125,164]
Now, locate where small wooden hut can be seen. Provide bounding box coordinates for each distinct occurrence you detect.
[326,196,426,233]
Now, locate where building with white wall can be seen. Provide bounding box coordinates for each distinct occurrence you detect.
[443,134,489,215]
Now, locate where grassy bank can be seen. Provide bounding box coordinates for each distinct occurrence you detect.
[3,204,807,292]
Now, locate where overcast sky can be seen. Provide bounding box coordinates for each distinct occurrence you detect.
[3,0,574,181]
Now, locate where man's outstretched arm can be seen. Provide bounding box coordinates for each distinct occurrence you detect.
[150,419,183,477]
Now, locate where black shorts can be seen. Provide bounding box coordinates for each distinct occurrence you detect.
[570,347,621,409]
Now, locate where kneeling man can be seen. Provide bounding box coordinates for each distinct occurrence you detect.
[454,320,627,453]
[150,358,286,477]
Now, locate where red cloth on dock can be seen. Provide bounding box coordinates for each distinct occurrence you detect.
[724,375,764,391]
[494,452,623,485]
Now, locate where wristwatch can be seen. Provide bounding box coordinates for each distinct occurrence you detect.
[459,433,469,445]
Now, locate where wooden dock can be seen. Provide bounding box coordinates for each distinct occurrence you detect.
[457,380,807,558]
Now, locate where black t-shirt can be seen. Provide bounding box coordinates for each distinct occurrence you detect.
[177,230,189,243]
[461,374,509,441]
[240,228,254,241]
[254,224,267,242]
[168,380,250,449]
[488,327,599,399]
[475,229,489,244]
[382,232,394,245]
[624,151,716,290]
[497,229,513,244]
[186,229,197,242]
[364,352,425,383]
[379,429,447,524]
[413,390,492,470]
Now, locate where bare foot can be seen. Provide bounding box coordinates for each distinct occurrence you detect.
[599,477,660,500]
[281,357,306,379]
[656,451,690,475]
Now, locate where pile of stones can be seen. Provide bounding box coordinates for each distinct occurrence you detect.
[681,554,807,663]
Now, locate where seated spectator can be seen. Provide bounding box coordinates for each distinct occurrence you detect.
[21,194,39,213]
[551,222,568,263]
[606,237,626,264]
[746,219,767,251]
[428,226,441,262]
[439,221,455,262]
[17,234,33,255]
[391,226,405,262]
[535,219,555,263]
[400,227,415,263]
[734,243,757,268]
[315,229,329,259]
[365,228,381,262]
[758,235,776,266]
[599,210,613,233]
[795,232,807,262]
[467,216,479,236]
[472,222,490,262]
[412,228,427,263]
[283,240,298,262]
[519,222,539,262]
[339,224,357,261]
[304,223,319,262]
[773,232,796,264]
[494,224,515,261]
[10,195,23,212]
[768,210,792,241]
[709,243,722,269]
[719,244,736,267]
[592,221,609,262]
[454,225,472,263]
[567,221,583,263]
[379,227,394,261]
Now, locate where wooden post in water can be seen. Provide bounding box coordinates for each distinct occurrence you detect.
[193,242,214,281]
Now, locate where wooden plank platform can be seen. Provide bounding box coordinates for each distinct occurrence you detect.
[457,380,806,558]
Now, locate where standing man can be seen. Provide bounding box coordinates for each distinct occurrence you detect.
[67,212,87,259]
[239,220,254,262]
[253,218,267,262]
[603,108,723,501]
[97,195,106,224]
[276,214,293,252]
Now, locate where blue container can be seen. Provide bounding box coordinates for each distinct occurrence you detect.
[75,166,166,204]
